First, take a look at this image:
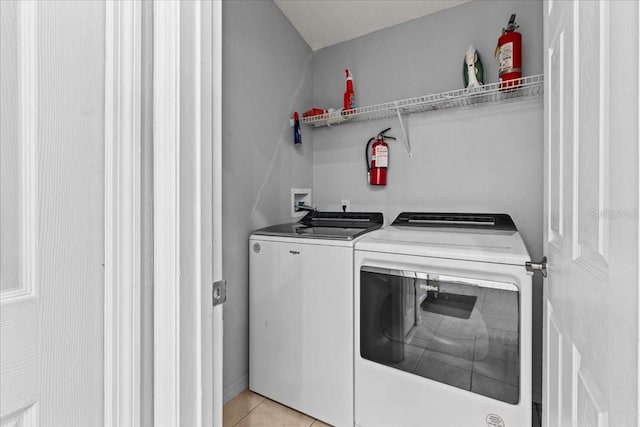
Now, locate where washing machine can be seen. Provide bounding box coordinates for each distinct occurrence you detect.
[355,212,532,427]
[250,211,383,427]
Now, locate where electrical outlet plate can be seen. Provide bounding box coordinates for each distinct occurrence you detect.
[291,188,312,218]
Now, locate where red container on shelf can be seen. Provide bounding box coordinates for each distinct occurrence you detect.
[303,108,326,117]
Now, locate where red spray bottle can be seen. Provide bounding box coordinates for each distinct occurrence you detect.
[343,69,355,112]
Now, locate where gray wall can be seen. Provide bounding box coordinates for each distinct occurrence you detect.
[222,0,313,401]
[221,0,545,404]
[311,0,544,402]
[312,1,542,107]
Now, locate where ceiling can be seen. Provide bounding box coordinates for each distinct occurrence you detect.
[274,0,471,51]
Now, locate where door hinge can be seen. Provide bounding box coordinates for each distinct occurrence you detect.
[525,256,548,278]
[212,280,227,306]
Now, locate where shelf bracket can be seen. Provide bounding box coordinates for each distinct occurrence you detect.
[394,102,411,157]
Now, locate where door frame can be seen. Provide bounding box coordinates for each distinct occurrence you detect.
[104,1,222,426]
[212,1,224,424]
[152,0,181,423]
[152,1,222,426]
[104,1,142,426]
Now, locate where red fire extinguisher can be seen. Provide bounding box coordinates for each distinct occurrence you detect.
[495,13,522,90]
[366,128,396,186]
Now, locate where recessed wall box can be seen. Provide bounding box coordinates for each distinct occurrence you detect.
[291,188,312,218]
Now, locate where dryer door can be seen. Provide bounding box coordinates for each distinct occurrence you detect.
[360,266,520,404]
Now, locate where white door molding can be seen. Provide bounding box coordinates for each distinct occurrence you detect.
[212,1,224,425]
[0,0,38,306]
[153,0,181,425]
[152,1,222,425]
[637,3,640,424]
[1,1,39,423]
[17,0,38,304]
[104,1,142,426]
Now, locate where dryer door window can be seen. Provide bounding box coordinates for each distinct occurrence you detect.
[360,266,520,404]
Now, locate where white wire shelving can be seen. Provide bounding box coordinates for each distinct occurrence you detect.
[300,74,544,156]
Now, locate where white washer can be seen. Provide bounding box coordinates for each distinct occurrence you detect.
[250,211,383,427]
[355,213,532,427]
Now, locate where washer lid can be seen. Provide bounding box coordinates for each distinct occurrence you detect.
[392,212,517,231]
[356,213,530,265]
[251,211,384,241]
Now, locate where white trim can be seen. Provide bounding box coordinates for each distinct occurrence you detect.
[193,2,204,425]
[0,403,39,427]
[198,2,214,426]
[637,2,640,425]
[19,0,37,302]
[571,0,580,261]
[104,1,142,426]
[152,3,221,425]
[2,0,38,305]
[153,1,181,426]
[212,2,224,426]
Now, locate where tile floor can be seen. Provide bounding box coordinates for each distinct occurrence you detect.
[224,389,543,427]
[223,389,330,427]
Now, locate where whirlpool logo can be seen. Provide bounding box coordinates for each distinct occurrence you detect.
[289,250,300,255]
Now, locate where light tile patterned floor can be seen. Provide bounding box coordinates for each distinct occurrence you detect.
[223,389,330,427]
[224,389,542,427]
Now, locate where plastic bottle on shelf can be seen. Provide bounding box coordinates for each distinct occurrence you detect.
[343,69,355,112]
[293,112,301,145]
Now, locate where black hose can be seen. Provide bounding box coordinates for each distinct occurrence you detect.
[365,137,376,172]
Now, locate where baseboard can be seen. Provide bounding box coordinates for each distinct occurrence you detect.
[224,374,249,404]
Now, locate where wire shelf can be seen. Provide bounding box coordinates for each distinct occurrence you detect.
[301,74,544,128]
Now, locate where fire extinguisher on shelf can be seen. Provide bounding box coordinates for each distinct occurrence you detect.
[366,127,396,186]
[495,13,522,90]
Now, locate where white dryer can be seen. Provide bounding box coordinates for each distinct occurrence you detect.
[355,212,532,427]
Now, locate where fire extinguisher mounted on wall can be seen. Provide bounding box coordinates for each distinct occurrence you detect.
[365,127,396,186]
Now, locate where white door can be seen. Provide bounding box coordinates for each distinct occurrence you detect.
[544,1,639,426]
[1,1,107,425]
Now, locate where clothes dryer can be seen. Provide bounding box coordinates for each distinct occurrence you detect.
[355,212,532,427]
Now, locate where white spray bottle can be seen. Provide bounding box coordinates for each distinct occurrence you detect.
[463,45,484,88]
